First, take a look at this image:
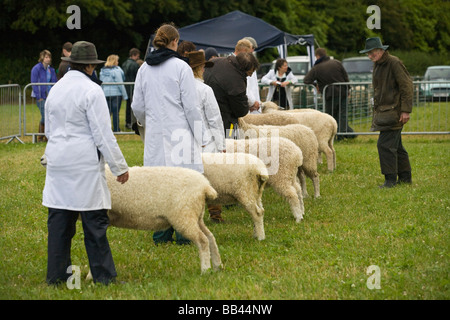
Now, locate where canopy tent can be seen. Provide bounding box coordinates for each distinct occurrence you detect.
[146,10,315,67]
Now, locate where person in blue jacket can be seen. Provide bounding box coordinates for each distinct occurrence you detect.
[100,55,128,132]
[31,50,57,142]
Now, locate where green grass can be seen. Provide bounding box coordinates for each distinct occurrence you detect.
[0,135,449,300]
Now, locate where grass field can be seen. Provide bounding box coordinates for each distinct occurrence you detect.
[0,134,448,300]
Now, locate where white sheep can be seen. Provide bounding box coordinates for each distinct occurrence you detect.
[260,101,337,171]
[106,165,222,274]
[238,118,321,198]
[202,152,269,240]
[226,137,305,222]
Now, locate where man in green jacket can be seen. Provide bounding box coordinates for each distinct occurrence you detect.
[360,37,413,188]
[122,48,141,129]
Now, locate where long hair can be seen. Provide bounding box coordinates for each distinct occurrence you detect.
[104,54,119,67]
[38,50,52,63]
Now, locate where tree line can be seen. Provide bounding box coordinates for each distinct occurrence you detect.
[1,0,448,85]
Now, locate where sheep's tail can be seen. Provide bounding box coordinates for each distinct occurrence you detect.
[205,185,218,201]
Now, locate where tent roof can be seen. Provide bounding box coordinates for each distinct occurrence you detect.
[147,10,314,54]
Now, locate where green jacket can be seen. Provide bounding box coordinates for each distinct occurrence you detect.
[122,58,140,96]
[371,51,413,131]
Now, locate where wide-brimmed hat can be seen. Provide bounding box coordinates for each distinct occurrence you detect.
[61,41,105,64]
[359,37,389,54]
[187,51,214,69]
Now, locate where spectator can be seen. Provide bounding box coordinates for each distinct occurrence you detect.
[122,48,141,129]
[205,47,219,61]
[57,42,72,80]
[243,37,262,114]
[261,58,298,110]
[31,49,57,142]
[304,48,354,139]
[204,52,260,139]
[360,37,413,188]
[100,54,128,132]
[177,40,196,57]
[187,50,226,223]
[43,41,129,285]
[132,23,206,244]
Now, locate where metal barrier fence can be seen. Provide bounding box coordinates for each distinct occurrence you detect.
[259,83,319,110]
[0,84,23,144]
[320,81,449,136]
[23,82,136,142]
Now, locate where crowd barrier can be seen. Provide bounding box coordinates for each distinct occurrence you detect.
[0,84,23,144]
[3,80,449,144]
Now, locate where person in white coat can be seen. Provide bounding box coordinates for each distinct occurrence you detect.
[43,41,129,285]
[261,58,298,109]
[244,37,262,114]
[132,23,205,244]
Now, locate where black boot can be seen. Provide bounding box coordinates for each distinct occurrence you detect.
[379,174,397,188]
[398,171,412,184]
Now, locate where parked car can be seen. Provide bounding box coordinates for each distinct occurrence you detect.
[342,56,373,82]
[262,56,311,83]
[421,65,450,101]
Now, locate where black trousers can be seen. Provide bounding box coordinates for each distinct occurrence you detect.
[46,208,116,285]
[325,95,353,136]
[377,129,411,176]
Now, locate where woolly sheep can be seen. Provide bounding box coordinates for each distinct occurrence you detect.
[105,165,222,274]
[225,137,305,222]
[260,101,337,171]
[238,118,320,198]
[202,152,269,240]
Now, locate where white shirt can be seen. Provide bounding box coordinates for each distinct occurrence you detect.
[43,70,128,210]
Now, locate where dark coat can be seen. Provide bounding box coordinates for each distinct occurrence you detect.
[203,55,249,132]
[122,58,140,96]
[304,56,349,99]
[371,51,413,131]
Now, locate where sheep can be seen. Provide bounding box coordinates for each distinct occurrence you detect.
[238,118,321,198]
[226,137,305,222]
[41,155,222,274]
[105,165,223,274]
[260,101,337,171]
[202,152,269,240]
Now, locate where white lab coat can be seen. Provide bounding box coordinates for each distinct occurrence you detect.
[261,69,298,109]
[132,58,204,172]
[42,70,129,211]
[247,71,261,114]
[194,78,225,153]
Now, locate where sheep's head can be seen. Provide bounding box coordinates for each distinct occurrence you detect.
[261,101,280,113]
[40,154,47,168]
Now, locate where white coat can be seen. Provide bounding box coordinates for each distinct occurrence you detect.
[247,71,261,114]
[261,69,298,109]
[42,70,129,211]
[132,58,204,172]
[194,78,225,153]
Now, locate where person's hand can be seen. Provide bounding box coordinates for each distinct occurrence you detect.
[281,81,290,87]
[399,112,410,125]
[116,171,129,184]
[249,101,260,112]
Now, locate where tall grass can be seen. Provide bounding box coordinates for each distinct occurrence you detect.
[0,135,448,300]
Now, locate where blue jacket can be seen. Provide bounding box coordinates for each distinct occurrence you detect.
[31,63,57,100]
[99,66,128,99]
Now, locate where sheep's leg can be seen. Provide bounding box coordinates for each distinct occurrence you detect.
[273,183,304,222]
[321,143,335,172]
[297,169,309,198]
[302,169,321,199]
[328,137,336,170]
[241,201,265,241]
[174,222,211,273]
[198,220,223,270]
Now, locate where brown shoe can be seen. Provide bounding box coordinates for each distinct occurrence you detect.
[210,213,225,223]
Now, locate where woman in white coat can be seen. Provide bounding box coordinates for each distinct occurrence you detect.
[261,58,298,110]
[131,23,205,244]
[43,41,129,285]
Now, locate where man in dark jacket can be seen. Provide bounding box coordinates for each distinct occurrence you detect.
[122,48,140,129]
[304,48,354,139]
[204,52,259,138]
[360,37,413,188]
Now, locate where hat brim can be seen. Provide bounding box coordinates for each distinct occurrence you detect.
[190,60,214,69]
[359,45,389,54]
[61,56,105,64]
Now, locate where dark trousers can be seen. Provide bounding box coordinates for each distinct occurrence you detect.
[377,129,411,176]
[46,208,117,285]
[106,96,122,132]
[125,97,132,125]
[325,95,353,136]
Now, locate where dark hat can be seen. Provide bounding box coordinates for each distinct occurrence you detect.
[187,51,214,69]
[359,37,389,54]
[244,37,258,49]
[61,41,105,64]
[204,47,219,61]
